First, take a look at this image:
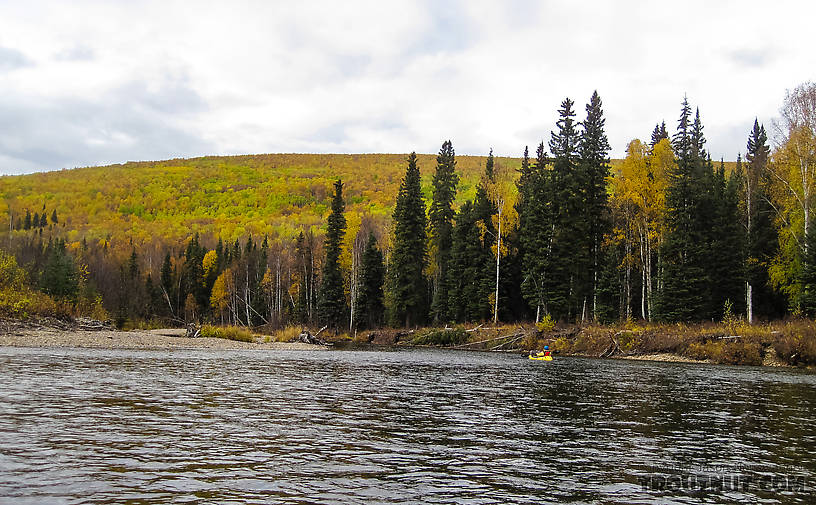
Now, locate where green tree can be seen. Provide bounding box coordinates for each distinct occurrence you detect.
[447,201,492,322]
[709,161,745,318]
[650,121,668,147]
[429,140,459,322]
[40,239,79,301]
[743,120,783,320]
[518,143,555,321]
[655,97,710,321]
[801,220,816,316]
[549,97,585,320]
[353,232,385,329]
[579,91,612,320]
[387,152,428,327]
[318,179,347,331]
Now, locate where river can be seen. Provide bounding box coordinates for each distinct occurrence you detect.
[0,346,814,504]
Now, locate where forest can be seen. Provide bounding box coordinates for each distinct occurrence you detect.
[1,82,815,335]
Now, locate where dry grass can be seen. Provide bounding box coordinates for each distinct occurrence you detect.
[199,324,256,343]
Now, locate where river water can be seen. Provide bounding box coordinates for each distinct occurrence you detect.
[0,346,814,504]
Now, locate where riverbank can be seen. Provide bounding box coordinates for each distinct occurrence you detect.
[368,320,816,367]
[0,319,326,351]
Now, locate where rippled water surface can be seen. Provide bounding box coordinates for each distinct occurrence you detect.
[1,346,815,504]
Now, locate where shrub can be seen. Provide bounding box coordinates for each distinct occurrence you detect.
[200,324,256,343]
[411,327,468,346]
[686,339,762,366]
[536,314,556,332]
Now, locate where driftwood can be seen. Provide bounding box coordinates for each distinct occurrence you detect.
[454,330,525,349]
[393,329,414,342]
[490,333,525,351]
[466,323,484,333]
[600,333,621,358]
[297,328,330,346]
[185,323,201,338]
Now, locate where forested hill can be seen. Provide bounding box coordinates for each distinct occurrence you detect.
[0,153,530,247]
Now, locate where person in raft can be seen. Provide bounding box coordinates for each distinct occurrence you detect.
[530,346,552,358]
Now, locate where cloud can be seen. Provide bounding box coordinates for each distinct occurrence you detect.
[0,75,212,174]
[728,48,773,69]
[0,0,815,174]
[0,46,31,71]
[54,45,95,62]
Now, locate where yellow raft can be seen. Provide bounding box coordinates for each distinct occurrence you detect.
[528,353,553,361]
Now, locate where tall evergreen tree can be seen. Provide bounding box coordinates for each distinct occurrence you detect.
[387,152,428,327]
[40,239,79,301]
[447,201,492,322]
[428,140,459,322]
[318,179,347,331]
[801,220,816,317]
[518,143,555,321]
[656,97,710,321]
[708,160,746,317]
[23,210,31,230]
[650,121,669,147]
[160,253,176,317]
[744,119,783,320]
[354,232,385,330]
[473,148,498,316]
[548,97,584,320]
[579,91,612,320]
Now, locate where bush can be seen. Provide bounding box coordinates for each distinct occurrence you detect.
[411,327,468,346]
[536,314,556,332]
[686,339,763,366]
[200,324,256,343]
[774,333,816,366]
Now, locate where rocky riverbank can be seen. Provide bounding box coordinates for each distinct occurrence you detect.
[0,319,326,351]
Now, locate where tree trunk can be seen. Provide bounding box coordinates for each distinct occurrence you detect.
[493,207,502,325]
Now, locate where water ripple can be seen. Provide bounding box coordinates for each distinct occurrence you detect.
[0,347,815,504]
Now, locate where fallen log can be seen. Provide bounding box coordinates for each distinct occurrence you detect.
[491,334,525,351]
[454,330,525,348]
[297,330,330,346]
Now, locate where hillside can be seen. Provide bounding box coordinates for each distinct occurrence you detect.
[1,153,525,249]
[0,151,738,254]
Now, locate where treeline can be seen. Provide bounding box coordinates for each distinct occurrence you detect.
[2,82,816,331]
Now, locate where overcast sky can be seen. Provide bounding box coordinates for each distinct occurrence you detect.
[0,0,813,175]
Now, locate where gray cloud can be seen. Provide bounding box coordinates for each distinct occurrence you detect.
[54,45,95,62]
[0,76,211,174]
[0,46,32,71]
[729,48,773,68]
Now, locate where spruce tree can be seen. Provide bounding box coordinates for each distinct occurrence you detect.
[708,160,745,318]
[579,91,612,321]
[744,119,783,320]
[23,210,31,230]
[801,222,816,317]
[160,253,175,316]
[318,179,347,331]
[354,232,385,329]
[548,97,584,320]
[655,97,709,321]
[650,121,669,147]
[447,201,492,322]
[40,239,79,301]
[473,148,498,316]
[429,140,459,322]
[518,143,555,321]
[387,152,428,327]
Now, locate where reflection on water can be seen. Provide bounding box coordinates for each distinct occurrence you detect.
[0,346,814,504]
